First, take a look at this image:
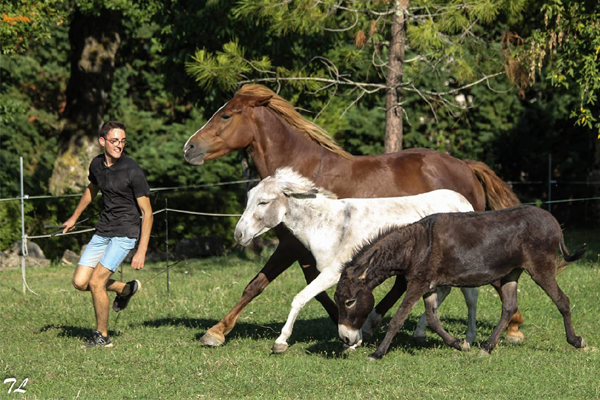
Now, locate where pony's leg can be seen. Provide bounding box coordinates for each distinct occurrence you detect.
[460,287,479,344]
[529,270,586,349]
[361,276,407,340]
[272,268,340,353]
[200,237,301,347]
[422,291,470,351]
[297,250,338,323]
[481,270,523,355]
[369,282,428,361]
[414,286,451,344]
[490,280,525,343]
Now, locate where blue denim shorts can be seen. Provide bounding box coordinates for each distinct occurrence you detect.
[79,234,137,272]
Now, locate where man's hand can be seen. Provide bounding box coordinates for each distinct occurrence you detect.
[131,250,146,270]
[62,217,78,234]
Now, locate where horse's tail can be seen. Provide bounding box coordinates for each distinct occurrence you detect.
[465,160,520,210]
[559,238,586,268]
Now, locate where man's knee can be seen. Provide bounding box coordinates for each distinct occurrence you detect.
[72,277,89,291]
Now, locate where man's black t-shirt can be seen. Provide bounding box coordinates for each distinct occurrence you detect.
[89,154,151,239]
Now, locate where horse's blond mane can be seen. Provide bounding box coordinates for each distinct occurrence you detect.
[237,85,352,159]
[274,167,337,199]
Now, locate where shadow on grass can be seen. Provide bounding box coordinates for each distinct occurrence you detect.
[37,324,123,339]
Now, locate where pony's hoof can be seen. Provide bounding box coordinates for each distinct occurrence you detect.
[272,342,289,354]
[478,349,491,357]
[414,336,426,346]
[200,331,225,347]
[505,331,525,344]
[460,340,471,352]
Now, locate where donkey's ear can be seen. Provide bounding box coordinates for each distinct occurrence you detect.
[358,266,369,281]
[250,95,272,107]
[289,189,318,199]
[358,249,378,280]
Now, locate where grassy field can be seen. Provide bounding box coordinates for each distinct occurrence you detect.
[1,249,599,399]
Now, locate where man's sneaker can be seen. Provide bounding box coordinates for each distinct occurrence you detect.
[112,280,141,312]
[82,331,113,348]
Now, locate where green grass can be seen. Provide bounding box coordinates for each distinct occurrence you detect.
[1,254,599,399]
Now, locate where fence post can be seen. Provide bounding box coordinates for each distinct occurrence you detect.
[165,198,170,295]
[20,157,26,295]
[548,154,552,212]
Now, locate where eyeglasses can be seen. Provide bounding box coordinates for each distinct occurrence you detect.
[106,139,127,146]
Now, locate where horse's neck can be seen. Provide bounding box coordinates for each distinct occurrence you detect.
[251,108,336,179]
[283,196,341,248]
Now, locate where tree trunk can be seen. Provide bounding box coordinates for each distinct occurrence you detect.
[384,0,408,154]
[49,9,122,195]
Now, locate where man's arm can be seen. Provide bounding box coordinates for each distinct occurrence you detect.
[62,183,99,233]
[131,195,153,270]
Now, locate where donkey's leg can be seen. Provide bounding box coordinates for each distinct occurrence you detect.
[297,250,338,323]
[460,287,479,344]
[362,276,407,340]
[200,237,301,347]
[529,271,586,349]
[414,286,451,344]
[490,280,525,343]
[369,282,429,361]
[481,270,523,355]
[423,291,470,351]
[272,268,341,354]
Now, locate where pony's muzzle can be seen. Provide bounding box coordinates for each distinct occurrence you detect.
[338,324,362,347]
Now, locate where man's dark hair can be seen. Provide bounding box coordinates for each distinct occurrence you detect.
[100,120,126,138]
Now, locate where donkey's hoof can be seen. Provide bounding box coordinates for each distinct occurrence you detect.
[478,349,491,357]
[414,336,426,346]
[579,337,587,348]
[200,331,225,347]
[272,342,289,354]
[460,340,471,352]
[367,351,383,361]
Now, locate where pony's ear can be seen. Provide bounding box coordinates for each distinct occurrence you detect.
[250,95,272,107]
[358,249,378,280]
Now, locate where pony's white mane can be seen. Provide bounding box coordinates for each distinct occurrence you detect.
[273,167,337,199]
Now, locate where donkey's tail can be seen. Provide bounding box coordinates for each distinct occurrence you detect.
[559,238,586,264]
[465,160,520,210]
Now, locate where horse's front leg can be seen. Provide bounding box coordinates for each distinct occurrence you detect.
[272,268,340,353]
[200,237,301,347]
[297,250,338,323]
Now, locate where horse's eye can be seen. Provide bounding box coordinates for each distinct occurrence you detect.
[221,114,231,120]
[345,299,356,308]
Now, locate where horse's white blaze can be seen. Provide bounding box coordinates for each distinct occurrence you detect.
[183,102,228,151]
[234,167,477,351]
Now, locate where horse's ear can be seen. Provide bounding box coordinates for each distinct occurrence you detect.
[250,95,272,107]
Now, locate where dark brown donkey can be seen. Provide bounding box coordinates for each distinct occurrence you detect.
[335,205,587,360]
[182,84,524,347]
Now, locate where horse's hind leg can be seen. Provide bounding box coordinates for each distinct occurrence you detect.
[200,236,301,347]
[361,276,407,340]
[461,287,478,344]
[414,286,451,345]
[529,269,586,349]
[423,291,470,351]
[490,280,525,343]
[481,270,523,355]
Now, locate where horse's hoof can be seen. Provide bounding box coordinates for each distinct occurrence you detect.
[200,331,225,347]
[272,342,289,354]
[478,349,491,357]
[505,330,525,344]
[460,340,471,352]
[414,336,426,346]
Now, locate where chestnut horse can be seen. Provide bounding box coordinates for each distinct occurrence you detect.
[183,84,523,348]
